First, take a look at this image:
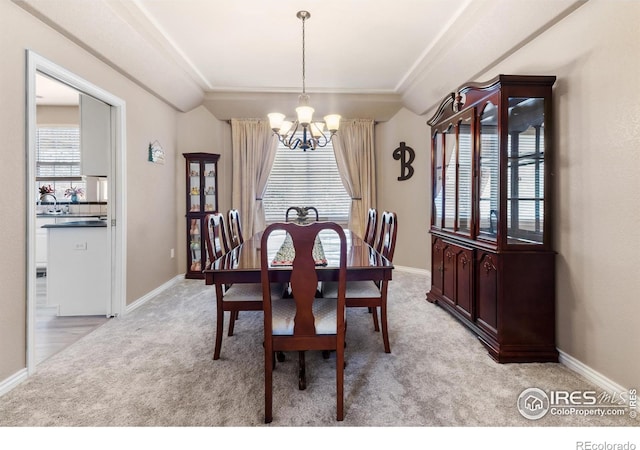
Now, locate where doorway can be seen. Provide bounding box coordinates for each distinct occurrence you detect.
[26,51,127,373]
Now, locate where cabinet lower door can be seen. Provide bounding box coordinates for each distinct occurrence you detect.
[186,216,205,279]
[430,237,445,297]
[476,252,498,336]
[441,242,473,319]
[455,246,473,320]
[442,243,456,307]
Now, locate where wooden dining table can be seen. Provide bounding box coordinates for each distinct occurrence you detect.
[203,228,393,286]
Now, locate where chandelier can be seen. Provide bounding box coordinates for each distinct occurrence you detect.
[268,11,341,151]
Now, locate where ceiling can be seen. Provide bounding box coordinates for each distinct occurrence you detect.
[20,0,587,121]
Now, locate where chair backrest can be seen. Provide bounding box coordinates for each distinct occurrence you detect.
[285,206,319,223]
[205,212,230,262]
[364,208,378,247]
[375,211,398,262]
[227,209,244,248]
[261,222,347,336]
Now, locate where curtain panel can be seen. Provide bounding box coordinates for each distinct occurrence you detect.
[231,119,278,236]
[333,119,376,237]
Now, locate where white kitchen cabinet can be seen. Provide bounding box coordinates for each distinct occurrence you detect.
[46,223,109,316]
[36,218,55,271]
[80,93,110,177]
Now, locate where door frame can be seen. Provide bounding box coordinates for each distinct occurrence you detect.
[25,50,127,373]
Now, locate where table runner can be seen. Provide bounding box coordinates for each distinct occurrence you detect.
[271,233,327,266]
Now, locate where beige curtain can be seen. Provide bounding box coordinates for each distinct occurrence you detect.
[332,119,376,237]
[231,119,278,236]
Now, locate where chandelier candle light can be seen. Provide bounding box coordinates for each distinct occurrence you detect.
[268,11,341,151]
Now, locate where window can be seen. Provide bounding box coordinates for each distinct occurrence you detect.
[36,126,85,200]
[262,138,351,224]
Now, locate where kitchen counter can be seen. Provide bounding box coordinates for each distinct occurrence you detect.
[42,220,107,228]
[46,222,109,316]
[37,212,105,218]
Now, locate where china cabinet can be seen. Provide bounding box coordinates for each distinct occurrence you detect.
[426,75,557,363]
[183,152,219,279]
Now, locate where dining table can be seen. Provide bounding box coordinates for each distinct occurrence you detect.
[203,228,393,286]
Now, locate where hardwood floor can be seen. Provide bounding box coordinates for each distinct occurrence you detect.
[36,273,110,364]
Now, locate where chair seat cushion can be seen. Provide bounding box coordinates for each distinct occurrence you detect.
[323,281,380,298]
[272,298,338,335]
[223,283,285,301]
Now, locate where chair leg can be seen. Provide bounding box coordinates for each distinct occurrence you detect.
[337,335,344,421]
[265,347,273,424]
[381,302,391,353]
[371,306,380,332]
[298,351,306,390]
[213,287,224,360]
[228,310,238,336]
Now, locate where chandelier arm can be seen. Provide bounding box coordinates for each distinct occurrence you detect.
[282,121,301,148]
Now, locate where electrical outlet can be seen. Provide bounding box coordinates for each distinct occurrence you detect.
[170,248,175,259]
[74,242,87,251]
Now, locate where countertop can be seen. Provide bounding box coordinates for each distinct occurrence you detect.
[42,220,107,228]
[37,213,105,219]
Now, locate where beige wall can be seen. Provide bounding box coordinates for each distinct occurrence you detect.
[37,105,79,125]
[386,0,638,389]
[375,108,431,271]
[1,0,637,394]
[471,0,640,390]
[176,106,231,273]
[0,0,180,379]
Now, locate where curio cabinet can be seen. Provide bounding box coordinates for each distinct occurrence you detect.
[426,75,557,362]
[183,152,220,279]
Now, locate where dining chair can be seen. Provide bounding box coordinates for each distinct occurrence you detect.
[324,211,397,353]
[205,213,283,360]
[205,212,230,262]
[364,208,378,247]
[285,206,319,223]
[227,208,244,249]
[261,221,347,423]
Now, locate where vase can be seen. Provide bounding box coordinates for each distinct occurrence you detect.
[71,194,78,203]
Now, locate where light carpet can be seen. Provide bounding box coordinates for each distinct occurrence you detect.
[0,271,636,427]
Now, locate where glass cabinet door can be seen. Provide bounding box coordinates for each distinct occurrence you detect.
[204,162,217,212]
[478,101,499,241]
[443,125,457,230]
[189,217,202,272]
[433,131,444,228]
[457,117,472,235]
[188,161,201,212]
[507,97,545,245]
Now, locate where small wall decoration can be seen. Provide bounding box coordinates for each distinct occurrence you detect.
[148,140,165,164]
[393,141,415,181]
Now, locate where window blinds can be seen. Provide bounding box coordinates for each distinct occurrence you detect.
[263,142,351,224]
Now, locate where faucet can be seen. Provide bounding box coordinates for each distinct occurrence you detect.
[40,193,59,214]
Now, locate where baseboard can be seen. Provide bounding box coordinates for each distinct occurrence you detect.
[125,274,184,314]
[395,265,431,279]
[559,349,628,394]
[0,368,28,397]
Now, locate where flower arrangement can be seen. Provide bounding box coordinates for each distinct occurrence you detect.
[39,185,54,195]
[64,187,84,198]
